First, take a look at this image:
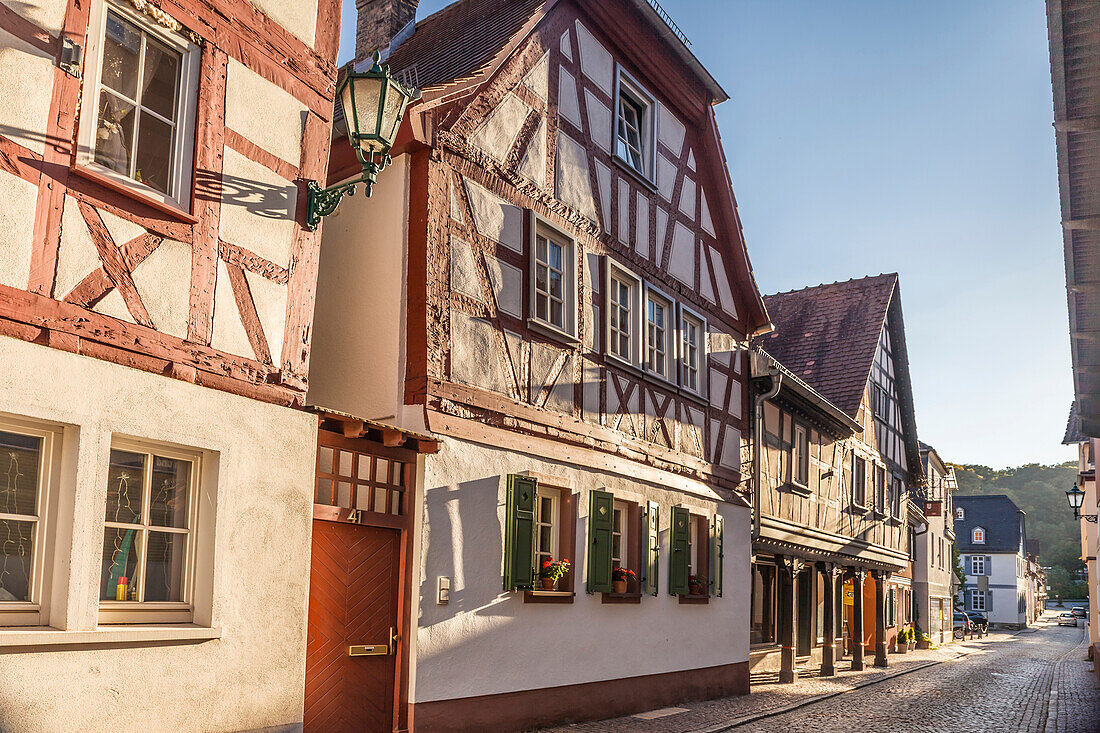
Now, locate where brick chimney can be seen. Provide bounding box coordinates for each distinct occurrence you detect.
[355,0,419,62]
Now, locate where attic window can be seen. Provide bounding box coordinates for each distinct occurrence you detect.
[972,526,985,544]
[614,70,655,181]
[955,507,964,520]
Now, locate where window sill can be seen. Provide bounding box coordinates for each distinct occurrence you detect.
[847,503,870,516]
[605,351,645,377]
[70,163,200,224]
[523,590,575,604]
[612,155,658,194]
[601,591,642,604]
[787,482,812,498]
[527,319,581,348]
[678,386,709,408]
[678,594,709,605]
[0,624,221,649]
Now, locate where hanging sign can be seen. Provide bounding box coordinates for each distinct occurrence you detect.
[843,580,855,606]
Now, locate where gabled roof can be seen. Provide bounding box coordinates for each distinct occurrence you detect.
[1063,401,1087,444]
[759,274,898,419]
[385,0,546,90]
[954,495,1025,554]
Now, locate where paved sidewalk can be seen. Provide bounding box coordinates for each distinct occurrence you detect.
[540,624,1051,733]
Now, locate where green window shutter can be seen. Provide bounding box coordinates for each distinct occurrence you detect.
[711,515,724,598]
[586,490,615,593]
[503,475,537,591]
[645,500,659,596]
[669,505,690,595]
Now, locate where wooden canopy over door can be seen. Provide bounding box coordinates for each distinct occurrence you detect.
[305,426,423,733]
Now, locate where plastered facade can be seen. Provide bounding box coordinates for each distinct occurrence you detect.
[0,336,316,733]
[413,433,749,703]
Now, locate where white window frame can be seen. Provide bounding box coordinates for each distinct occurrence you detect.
[972,526,986,545]
[98,437,201,624]
[606,259,643,369]
[76,0,201,212]
[955,507,965,520]
[0,416,61,627]
[644,284,675,383]
[611,499,630,570]
[613,68,657,182]
[678,304,707,397]
[535,487,559,569]
[970,589,986,612]
[528,216,577,341]
[971,555,985,576]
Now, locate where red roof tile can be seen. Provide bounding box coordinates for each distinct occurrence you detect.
[759,274,897,419]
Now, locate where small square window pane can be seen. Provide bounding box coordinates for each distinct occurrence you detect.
[0,518,34,602]
[338,450,353,478]
[538,525,552,551]
[149,455,190,528]
[549,241,562,270]
[106,450,145,524]
[95,92,135,175]
[537,236,547,262]
[100,526,141,601]
[141,39,180,121]
[355,486,371,511]
[135,111,173,194]
[392,463,405,487]
[539,496,553,520]
[319,446,335,473]
[375,459,389,483]
[549,271,562,299]
[358,456,372,480]
[374,486,387,511]
[315,478,332,505]
[144,531,185,602]
[102,12,141,99]
[550,300,563,327]
[391,491,401,515]
[0,431,43,517]
[336,481,352,508]
[536,293,548,321]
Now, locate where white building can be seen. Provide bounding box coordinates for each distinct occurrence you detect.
[913,443,957,645]
[955,495,1033,629]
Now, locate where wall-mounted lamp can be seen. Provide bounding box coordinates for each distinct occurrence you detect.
[60,37,83,78]
[1066,483,1097,523]
[306,52,421,231]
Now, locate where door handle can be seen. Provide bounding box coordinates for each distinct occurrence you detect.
[348,628,399,657]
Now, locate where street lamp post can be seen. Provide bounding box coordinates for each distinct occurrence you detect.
[306,52,420,231]
[1066,483,1098,523]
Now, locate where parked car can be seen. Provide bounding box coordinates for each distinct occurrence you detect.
[966,612,989,632]
[1058,612,1078,627]
[953,612,972,639]
[1071,606,1088,619]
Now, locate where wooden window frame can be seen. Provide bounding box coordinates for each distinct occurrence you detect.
[315,433,411,525]
[643,283,675,385]
[613,68,657,182]
[680,513,710,604]
[99,437,201,625]
[791,422,809,489]
[678,304,707,397]
[605,259,643,370]
[851,456,868,510]
[0,417,62,627]
[523,478,577,604]
[602,499,642,603]
[76,0,201,213]
[528,215,578,343]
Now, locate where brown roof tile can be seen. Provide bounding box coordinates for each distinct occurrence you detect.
[759,274,898,419]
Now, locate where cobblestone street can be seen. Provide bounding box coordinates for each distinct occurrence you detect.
[542,614,1100,733]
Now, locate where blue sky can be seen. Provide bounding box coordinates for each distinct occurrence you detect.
[337,1,1073,468]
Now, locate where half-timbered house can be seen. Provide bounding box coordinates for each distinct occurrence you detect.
[0,0,344,729]
[914,441,958,646]
[307,0,771,729]
[749,274,922,683]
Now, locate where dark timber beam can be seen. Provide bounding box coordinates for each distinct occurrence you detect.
[849,568,866,671]
[873,570,889,668]
[820,563,838,677]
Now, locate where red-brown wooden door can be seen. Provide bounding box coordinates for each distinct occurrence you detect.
[305,518,400,732]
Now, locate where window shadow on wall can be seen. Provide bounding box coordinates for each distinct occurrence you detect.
[194,169,296,220]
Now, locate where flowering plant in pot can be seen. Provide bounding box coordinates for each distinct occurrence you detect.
[688,574,706,596]
[895,627,908,653]
[611,566,636,594]
[539,558,570,590]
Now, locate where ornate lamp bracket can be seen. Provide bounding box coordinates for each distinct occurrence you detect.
[305,154,392,231]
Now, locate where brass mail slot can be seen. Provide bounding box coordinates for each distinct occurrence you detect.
[348,644,389,657]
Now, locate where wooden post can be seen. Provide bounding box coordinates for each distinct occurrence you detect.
[821,563,837,677]
[777,556,801,683]
[762,566,776,643]
[849,568,865,671]
[873,570,889,668]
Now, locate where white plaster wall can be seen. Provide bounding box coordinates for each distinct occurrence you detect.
[249,0,317,47]
[307,155,409,423]
[218,147,298,268]
[0,335,316,733]
[0,170,36,290]
[413,435,750,703]
[225,58,307,165]
[0,28,56,156]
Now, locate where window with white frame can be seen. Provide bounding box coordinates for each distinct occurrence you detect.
[531,222,576,337]
[611,499,629,570]
[792,423,809,487]
[79,1,200,210]
[607,262,641,367]
[535,487,559,569]
[972,526,985,545]
[0,420,58,626]
[645,287,673,379]
[614,71,655,179]
[100,441,198,622]
[955,507,965,520]
[970,589,986,612]
[971,555,985,576]
[680,307,705,395]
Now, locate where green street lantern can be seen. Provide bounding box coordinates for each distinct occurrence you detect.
[1066,482,1097,523]
[306,52,420,231]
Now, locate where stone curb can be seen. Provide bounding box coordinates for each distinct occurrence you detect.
[686,639,1004,733]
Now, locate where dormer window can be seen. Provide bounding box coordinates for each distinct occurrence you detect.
[955,507,965,520]
[972,526,985,544]
[614,70,655,181]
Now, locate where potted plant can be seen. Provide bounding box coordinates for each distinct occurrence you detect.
[688,574,705,596]
[918,631,932,650]
[612,566,636,594]
[539,558,570,590]
[894,627,907,653]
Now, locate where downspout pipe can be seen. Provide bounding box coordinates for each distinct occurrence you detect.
[752,359,782,541]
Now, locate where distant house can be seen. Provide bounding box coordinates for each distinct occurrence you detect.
[954,495,1032,629]
[914,443,958,645]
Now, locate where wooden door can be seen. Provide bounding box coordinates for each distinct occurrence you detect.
[305,518,400,733]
